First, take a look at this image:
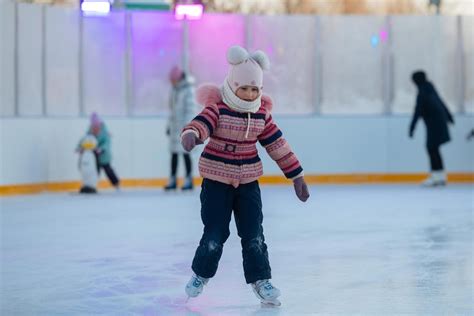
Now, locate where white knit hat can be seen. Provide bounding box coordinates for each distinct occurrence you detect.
[221,46,270,114]
[225,45,270,93]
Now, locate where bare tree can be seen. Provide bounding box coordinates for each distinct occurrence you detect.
[387,0,425,14]
[341,0,369,14]
[201,0,242,13]
[311,0,344,14]
[284,0,302,14]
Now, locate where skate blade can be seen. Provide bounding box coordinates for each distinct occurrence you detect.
[260,299,281,307]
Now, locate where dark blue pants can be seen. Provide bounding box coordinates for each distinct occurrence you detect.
[191,179,271,284]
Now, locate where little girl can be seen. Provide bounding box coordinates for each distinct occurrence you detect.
[181,46,310,306]
[77,113,120,190]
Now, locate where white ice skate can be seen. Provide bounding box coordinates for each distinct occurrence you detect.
[251,279,281,307]
[421,171,446,187]
[185,274,208,299]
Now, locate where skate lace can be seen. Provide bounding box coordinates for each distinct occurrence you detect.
[192,277,203,287]
[257,280,274,291]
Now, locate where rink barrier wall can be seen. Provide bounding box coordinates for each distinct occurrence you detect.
[1,116,472,194]
[1,173,473,196]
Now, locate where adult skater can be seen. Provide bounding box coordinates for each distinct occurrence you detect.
[180,46,310,306]
[77,113,120,190]
[409,70,454,186]
[164,66,196,191]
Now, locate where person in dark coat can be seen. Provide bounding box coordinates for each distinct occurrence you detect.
[409,70,454,186]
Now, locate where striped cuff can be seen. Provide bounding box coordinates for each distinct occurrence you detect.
[290,171,304,181]
[284,166,304,180]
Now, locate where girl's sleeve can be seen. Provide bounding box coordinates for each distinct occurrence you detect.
[181,104,220,142]
[258,114,303,180]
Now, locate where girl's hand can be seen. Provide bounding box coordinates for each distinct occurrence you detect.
[181,132,203,152]
[293,176,310,202]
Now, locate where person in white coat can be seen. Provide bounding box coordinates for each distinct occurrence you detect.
[165,66,197,191]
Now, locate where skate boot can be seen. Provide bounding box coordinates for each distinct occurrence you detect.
[421,173,437,187]
[185,274,208,299]
[251,279,281,306]
[79,186,97,194]
[421,171,446,187]
[433,171,447,186]
[181,176,194,191]
[164,176,177,191]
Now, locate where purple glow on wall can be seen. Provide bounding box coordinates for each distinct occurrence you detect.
[266,44,274,57]
[131,12,183,115]
[188,14,245,84]
[370,27,388,48]
[82,12,126,115]
[175,4,203,20]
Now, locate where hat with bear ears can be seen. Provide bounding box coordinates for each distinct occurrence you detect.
[225,45,270,93]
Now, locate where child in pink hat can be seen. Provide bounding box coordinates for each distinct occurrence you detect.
[164,66,196,191]
[76,112,120,190]
[181,46,309,306]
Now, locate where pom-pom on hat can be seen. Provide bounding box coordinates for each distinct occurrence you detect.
[225,45,270,93]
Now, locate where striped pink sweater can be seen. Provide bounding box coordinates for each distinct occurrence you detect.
[181,85,303,188]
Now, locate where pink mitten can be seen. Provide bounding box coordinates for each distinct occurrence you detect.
[181,132,203,152]
[293,176,310,202]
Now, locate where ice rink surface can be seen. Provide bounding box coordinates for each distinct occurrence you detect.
[1,184,473,315]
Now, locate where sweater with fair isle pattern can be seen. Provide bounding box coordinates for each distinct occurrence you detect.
[181,85,303,188]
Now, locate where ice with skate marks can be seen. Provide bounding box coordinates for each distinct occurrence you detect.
[183,295,281,312]
[183,283,280,309]
[260,298,281,307]
[152,295,191,313]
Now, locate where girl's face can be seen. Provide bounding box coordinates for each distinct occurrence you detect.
[236,86,260,102]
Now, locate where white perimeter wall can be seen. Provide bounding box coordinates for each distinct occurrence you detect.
[1,115,473,185]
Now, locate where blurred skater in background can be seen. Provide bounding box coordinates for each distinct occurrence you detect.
[164,66,197,191]
[77,113,120,190]
[409,70,454,187]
